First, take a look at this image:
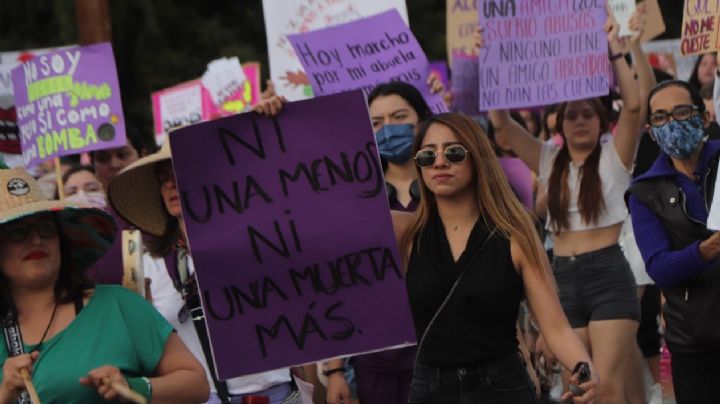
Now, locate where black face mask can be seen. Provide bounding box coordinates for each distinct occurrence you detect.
[706,121,720,141]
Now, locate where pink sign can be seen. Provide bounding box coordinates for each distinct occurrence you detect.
[151,63,261,141]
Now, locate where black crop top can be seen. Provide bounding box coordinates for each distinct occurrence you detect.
[405,210,523,367]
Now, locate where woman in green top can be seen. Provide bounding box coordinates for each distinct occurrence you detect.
[0,168,209,403]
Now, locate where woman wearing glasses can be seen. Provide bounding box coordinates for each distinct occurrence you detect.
[628,80,720,404]
[394,113,597,403]
[0,168,209,403]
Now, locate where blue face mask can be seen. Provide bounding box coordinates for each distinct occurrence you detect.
[374,124,415,164]
[650,115,706,159]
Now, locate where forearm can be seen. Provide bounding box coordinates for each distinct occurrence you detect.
[630,197,715,288]
[542,327,592,373]
[149,369,210,404]
[630,42,656,120]
[645,241,713,288]
[612,44,641,114]
[488,109,542,172]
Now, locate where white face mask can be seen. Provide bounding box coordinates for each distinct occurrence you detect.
[66,191,107,209]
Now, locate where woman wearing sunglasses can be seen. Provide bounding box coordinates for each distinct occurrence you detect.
[483,9,654,403]
[627,80,720,404]
[255,81,442,404]
[0,168,209,403]
[393,113,597,403]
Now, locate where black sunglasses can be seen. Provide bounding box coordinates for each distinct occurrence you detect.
[2,220,58,242]
[414,144,470,168]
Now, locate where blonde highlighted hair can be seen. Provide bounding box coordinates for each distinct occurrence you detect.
[400,113,551,277]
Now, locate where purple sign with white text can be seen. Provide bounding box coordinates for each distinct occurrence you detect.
[287,9,448,114]
[169,90,416,379]
[478,1,609,110]
[11,42,125,167]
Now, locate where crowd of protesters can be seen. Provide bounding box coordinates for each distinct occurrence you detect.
[1,4,719,404]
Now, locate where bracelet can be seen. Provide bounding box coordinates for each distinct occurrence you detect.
[322,367,346,377]
[609,52,626,61]
[127,376,152,402]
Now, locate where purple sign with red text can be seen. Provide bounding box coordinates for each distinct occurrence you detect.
[287,9,448,114]
[478,1,609,110]
[11,42,125,167]
[169,90,416,379]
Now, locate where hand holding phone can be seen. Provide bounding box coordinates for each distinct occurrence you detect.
[568,361,591,396]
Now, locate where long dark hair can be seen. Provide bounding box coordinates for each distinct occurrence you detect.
[547,99,609,232]
[0,213,94,318]
[688,53,716,91]
[146,161,182,257]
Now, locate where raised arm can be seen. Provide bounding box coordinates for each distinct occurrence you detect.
[489,109,544,173]
[607,18,643,169]
[629,4,655,127]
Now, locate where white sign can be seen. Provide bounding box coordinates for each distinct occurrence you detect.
[709,160,720,230]
[642,39,698,82]
[608,0,637,37]
[0,46,74,108]
[201,57,247,105]
[262,0,408,101]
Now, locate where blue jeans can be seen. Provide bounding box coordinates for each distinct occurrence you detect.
[408,353,537,404]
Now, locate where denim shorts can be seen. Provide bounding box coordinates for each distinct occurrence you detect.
[408,353,537,404]
[553,244,640,328]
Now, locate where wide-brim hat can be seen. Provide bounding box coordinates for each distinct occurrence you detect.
[0,168,117,270]
[107,141,172,237]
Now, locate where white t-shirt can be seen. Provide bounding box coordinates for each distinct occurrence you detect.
[143,254,292,394]
[538,138,631,233]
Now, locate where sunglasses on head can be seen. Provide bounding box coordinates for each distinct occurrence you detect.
[2,220,58,242]
[414,144,470,168]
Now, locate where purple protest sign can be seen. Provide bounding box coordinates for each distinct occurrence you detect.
[450,53,480,116]
[478,1,609,110]
[287,9,448,114]
[11,42,125,167]
[169,90,416,379]
[430,60,450,90]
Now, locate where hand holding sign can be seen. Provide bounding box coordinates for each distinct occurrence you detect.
[477,0,610,110]
[628,3,649,45]
[170,90,415,379]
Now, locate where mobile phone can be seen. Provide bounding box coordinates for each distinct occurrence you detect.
[568,362,590,396]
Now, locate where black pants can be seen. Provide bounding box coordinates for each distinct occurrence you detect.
[671,347,720,404]
[408,353,537,404]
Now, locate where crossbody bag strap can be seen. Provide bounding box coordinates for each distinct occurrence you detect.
[2,313,32,404]
[413,229,497,366]
[166,249,231,403]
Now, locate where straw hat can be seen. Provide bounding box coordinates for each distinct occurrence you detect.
[107,141,172,236]
[0,168,117,269]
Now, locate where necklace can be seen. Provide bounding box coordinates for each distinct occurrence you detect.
[31,301,58,352]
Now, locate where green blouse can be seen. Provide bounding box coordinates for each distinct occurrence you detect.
[0,285,173,403]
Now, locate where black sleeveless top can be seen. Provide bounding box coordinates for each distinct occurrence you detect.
[406,209,523,367]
